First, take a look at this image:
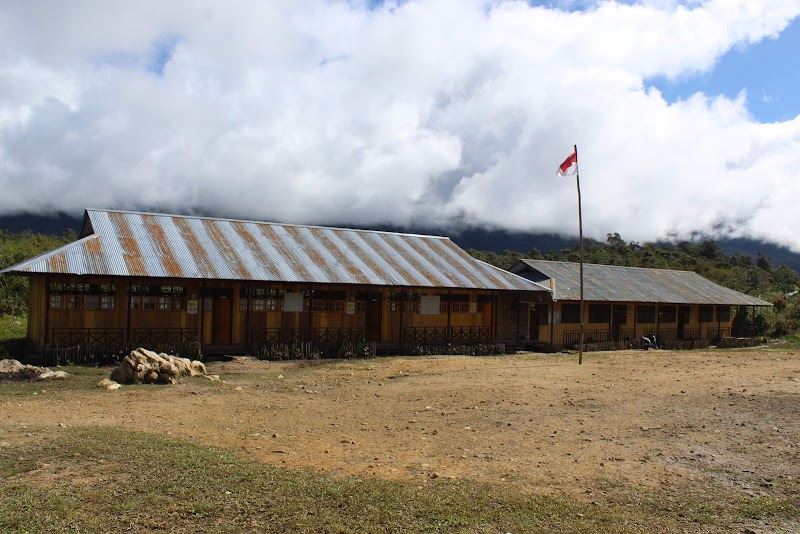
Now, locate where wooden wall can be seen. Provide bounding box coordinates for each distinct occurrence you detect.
[531,301,735,345]
[32,276,516,348]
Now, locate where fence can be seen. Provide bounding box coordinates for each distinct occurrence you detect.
[44,327,201,365]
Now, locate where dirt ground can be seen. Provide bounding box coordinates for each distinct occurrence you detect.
[3,348,800,505]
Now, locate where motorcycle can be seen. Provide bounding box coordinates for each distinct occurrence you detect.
[641,333,658,350]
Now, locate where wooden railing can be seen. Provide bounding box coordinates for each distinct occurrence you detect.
[44,327,201,365]
[248,328,306,346]
[313,327,364,344]
[50,328,126,347]
[450,326,490,343]
[130,328,200,348]
[403,327,448,344]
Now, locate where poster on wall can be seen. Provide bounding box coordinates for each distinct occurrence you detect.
[284,292,304,312]
[346,301,355,315]
[187,299,199,315]
[469,302,477,314]
[420,295,440,315]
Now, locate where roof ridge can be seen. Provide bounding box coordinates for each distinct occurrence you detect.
[85,208,449,240]
[524,259,695,275]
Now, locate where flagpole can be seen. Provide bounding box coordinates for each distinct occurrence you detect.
[574,144,584,365]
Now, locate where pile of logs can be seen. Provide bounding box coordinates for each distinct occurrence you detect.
[109,348,208,385]
[0,359,69,380]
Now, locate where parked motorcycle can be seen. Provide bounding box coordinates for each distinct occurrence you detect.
[641,334,658,350]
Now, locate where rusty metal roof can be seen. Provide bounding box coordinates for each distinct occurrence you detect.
[2,209,550,293]
[511,259,771,306]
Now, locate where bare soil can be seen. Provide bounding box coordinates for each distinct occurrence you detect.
[3,348,800,505]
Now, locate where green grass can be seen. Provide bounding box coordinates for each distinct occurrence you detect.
[1,426,797,533]
[0,314,26,341]
[0,427,612,533]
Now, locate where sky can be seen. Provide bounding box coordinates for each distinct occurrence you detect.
[1,0,800,250]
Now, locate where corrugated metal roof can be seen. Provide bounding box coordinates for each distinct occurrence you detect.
[512,259,771,306]
[1,209,550,293]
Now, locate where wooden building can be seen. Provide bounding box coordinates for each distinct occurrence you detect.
[1,209,551,358]
[509,260,771,348]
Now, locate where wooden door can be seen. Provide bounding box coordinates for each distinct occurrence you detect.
[365,295,382,341]
[212,294,232,344]
[611,305,626,341]
[677,306,689,340]
[528,306,539,341]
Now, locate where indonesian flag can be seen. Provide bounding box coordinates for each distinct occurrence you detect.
[557,151,578,176]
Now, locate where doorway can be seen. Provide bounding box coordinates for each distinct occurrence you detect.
[364,293,382,341]
[611,305,627,342]
[528,305,540,341]
[203,288,233,345]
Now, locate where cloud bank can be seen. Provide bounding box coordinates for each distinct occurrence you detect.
[0,0,799,249]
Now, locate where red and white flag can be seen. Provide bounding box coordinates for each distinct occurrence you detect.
[557,151,578,176]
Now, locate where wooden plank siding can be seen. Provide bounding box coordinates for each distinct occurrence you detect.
[29,275,522,354]
[528,301,735,346]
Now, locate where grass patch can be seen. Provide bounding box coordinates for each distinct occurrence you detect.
[0,426,618,534]
[0,315,26,342]
[1,427,795,533]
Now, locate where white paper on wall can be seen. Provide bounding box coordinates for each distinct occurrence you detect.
[420,295,440,315]
[283,292,304,312]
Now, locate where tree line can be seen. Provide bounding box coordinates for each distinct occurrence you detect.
[467,232,800,337]
[0,229,75,316]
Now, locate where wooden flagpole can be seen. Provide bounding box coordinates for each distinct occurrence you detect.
[574,144,584,365]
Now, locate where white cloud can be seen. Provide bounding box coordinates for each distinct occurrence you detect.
[0,0,799,250]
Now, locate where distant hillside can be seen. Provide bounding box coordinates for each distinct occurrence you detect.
[0,212,82,236]
[1,212,799,272]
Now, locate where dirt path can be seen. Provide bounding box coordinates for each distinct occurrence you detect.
[3,348,800,502]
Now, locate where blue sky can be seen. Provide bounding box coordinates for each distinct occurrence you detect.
[649,17,800,123]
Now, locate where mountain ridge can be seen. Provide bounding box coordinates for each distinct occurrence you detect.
[2,212,799,272]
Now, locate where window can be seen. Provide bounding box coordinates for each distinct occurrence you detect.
[388,301,399,313]
[717,305,731,322]
[158,296,172,311]
[477,302,486,313]
[658,306,676,323]
[143,297,157,311]
[130,296,141,310]
[405,301,420,313]
[335,301,345,312]
[538,304,550,325]
[239,297,249,312]
[84,295,100,310]
[323,300,334,313]
[100,295,115,310]
[637,305,656,323]
[561,303,581,324]
[588,304,610,323]
[451,302,469,313]
[356,301,366,313]
[311,301,323,312]
[699,306,714,322]
[50,283,116,311]
[50,294,64,309]
[266,298,279,312]
[252,298,265,312]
